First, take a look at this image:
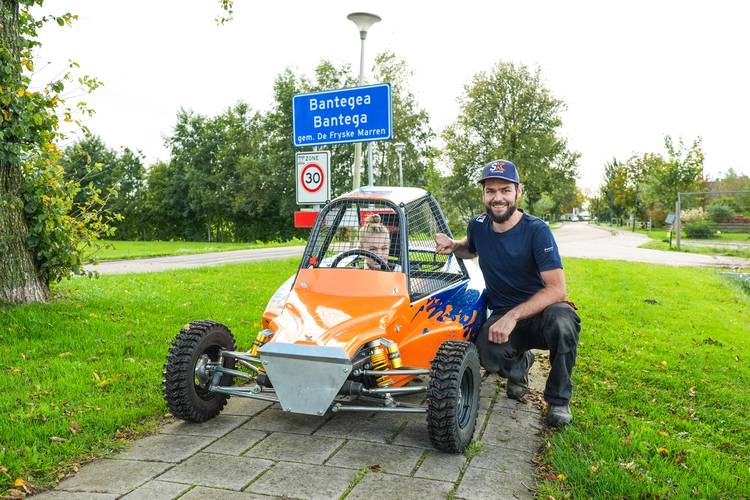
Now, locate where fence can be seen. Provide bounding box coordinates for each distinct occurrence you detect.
[675,190,750,249]
[709,223,750,233]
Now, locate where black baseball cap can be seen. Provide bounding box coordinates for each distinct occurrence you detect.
[479,159,520,184]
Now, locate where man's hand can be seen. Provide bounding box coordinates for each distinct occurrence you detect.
[488,314,517,344]
[435,233,455,255]
[434,234,475,259]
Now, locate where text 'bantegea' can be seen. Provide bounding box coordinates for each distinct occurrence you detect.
[292,84,392,147]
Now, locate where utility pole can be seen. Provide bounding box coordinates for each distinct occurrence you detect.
[347,12,381,190]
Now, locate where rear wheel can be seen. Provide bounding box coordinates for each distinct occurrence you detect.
[163,320,236,422]
[427,340,481,453]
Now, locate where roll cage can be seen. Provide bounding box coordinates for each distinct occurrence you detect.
[300,193,469,300]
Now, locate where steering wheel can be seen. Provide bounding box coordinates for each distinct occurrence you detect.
[330,249,390,271]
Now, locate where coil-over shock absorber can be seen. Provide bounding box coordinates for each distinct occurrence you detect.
[250,329,274,356]
[380,338,402,369]
[368,339,393,387]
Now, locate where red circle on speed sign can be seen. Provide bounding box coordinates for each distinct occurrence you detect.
[300,163,324,193]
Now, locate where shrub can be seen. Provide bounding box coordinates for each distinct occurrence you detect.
[685,221,714,239]
[680,207,705,223]
[707,202,734,223]
[727,214,750,224]
[648,208,667,227]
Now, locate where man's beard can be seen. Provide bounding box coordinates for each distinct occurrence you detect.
[485,200,517,224]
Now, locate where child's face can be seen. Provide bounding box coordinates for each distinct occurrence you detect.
[361,232,390,269]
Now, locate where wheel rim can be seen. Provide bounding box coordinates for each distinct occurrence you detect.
[193,345,222,397]
[194,354,211,388]
[457,367,474,428]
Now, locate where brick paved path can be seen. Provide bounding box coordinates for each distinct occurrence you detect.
[37,359,550,500]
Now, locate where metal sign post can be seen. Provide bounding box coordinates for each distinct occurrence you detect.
[675,197,681,250]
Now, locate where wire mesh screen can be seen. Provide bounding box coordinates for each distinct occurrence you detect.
[303,200,402,271]
[404,196,466,299]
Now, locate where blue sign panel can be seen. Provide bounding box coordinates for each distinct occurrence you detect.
[292,83,392,147]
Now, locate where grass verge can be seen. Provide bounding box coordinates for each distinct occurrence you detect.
[537,258,750,498]
[1,258,749,497]
[0,258,299,494]
[86,239,307,261]
[602,224,750,242]
[639,239,750,260]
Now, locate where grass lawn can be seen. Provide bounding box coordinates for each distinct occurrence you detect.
[601,224,750,242]
[640,240,750,260]
[536,259,750,498]
[1,259,749,496]
[86,238,307,261]
[0,259,300,494]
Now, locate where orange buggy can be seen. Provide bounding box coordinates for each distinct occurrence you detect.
[163,187,487,452]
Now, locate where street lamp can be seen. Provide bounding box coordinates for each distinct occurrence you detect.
[394,142,405,187]
[347,11,381,190]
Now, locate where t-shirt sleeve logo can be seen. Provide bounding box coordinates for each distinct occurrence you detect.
[544,246,553,253]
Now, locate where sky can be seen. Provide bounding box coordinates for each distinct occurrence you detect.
[36,0,750,192]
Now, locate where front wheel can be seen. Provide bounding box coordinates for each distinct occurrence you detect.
[163,320,236,422]
[427,340,481,453]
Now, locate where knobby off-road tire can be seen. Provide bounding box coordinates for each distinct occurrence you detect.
[163,320,236,422]
[427,340,481,453]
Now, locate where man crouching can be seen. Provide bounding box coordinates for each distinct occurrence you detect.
[435,159,581,427]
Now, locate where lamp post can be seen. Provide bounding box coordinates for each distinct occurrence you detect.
[394,142,405,187]
[347,12,381,190]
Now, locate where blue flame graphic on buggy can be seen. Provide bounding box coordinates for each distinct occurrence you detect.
[412,280,487,341]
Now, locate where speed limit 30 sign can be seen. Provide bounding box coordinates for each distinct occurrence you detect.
[296,151,331,205]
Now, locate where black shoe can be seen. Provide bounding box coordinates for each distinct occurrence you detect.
[546,404,572,427]
[506,352,534,400]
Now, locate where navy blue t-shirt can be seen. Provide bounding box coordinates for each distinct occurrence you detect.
[467,212,563,312]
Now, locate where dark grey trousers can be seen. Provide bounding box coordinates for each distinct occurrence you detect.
[475,302,581,405]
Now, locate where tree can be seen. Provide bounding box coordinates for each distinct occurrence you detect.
[109,147,146,239]
[708,168,750,213]
[599,158,638,221]
[218,55,437,242]
[60,135,147,239]
[595,137,705,226]
[551,182,585,218]
[544,150,581,218]
[98,53,437,244]
[1,1,112,304]
[141,160,191,240]
[640,136,704,212]
[442,62,579,221]
[60,135,117,205]
[370,51,438,188]
[0,0,46,302]
[168,108,241,241]
[231,70,303,241]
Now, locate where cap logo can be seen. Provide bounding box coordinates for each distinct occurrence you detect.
[489,161,505,173]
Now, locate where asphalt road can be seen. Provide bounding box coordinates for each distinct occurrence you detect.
[86,224,749,275]
[555,223,748,267]
[86,246,305,275]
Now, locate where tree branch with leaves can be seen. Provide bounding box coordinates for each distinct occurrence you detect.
[1,0,113,304]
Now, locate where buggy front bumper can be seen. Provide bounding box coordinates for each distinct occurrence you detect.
[258,343,352,415]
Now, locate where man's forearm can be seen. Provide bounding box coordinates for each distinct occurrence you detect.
[451,237,476,259]
[506,286,566,321]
